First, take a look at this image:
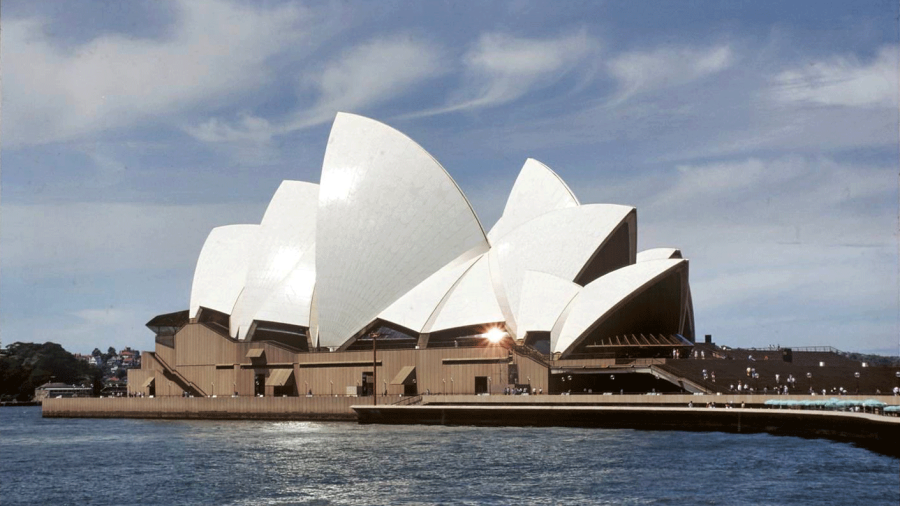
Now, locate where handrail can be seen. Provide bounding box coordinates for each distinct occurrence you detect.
[392,394,423,406]
[510,342,552,368]
[649,365,709,394]
[150,352,207,397]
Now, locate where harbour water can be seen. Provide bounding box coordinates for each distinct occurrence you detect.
[2,407,897,505]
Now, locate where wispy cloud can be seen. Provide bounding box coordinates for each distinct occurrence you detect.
[2,0,315,147]
[188,34,447,142]
[771,45,898,108]
[606,44,733,104]
[406,30,599,117]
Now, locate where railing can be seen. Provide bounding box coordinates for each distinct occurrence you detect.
[741,346,841,354]
[649,365,709,394]
[392,394,423,406]
[150,352,207,397]
[510,342,552,368]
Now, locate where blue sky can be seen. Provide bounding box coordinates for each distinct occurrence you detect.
[2,0,898,355]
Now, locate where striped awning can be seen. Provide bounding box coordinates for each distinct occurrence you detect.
[390,365,416,385]
[142,376,155,388]
[268,368,294,387]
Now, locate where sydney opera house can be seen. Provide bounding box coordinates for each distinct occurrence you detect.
[129,113,695,399]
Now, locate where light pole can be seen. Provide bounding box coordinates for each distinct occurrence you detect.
[372,331,378,406]
[211,382,214,397]
[450,377,454,395]
[806,372,812,393]
[854,372,860,394]
[330,380,333,397]
[487,376,492,395]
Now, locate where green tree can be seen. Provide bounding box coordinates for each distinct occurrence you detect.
[0,342,104,401]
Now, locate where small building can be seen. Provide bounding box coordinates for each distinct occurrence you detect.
[34,382,93,400]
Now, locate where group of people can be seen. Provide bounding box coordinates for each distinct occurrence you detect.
[504,386,542,395]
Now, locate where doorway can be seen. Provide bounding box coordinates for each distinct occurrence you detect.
[475,376,488,394]
[255,374,265,396]
[362,371,373,396]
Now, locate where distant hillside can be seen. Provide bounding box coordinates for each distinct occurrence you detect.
[0,342,103,401]
[841,351,900,367]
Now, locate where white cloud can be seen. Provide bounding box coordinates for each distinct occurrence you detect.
[295,35,446,127]
[772,45,898,108]
[186,115,276,144]
[406,30,599,117]
[188,34,446,142]
[2,0,313,147]
[607,44,733,103]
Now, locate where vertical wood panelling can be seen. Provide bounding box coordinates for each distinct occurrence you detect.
[145,322,553,399]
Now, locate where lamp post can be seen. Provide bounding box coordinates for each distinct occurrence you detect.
[304,381,309,396]
[211,382,214,397]
[896,371,900,393]
[487,376,492,395]
[442,378,446,394]
[450,377,454,395]
[330,380,333,397]
[372,331,378,406]
[806,372,812,393]
[854,371,860,395]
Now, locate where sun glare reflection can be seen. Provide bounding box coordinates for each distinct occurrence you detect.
[482,327,506,343]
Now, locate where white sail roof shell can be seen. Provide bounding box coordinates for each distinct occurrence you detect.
[189,224,259,318]
[490,204,635,337]
[315,113,488,348]
[251,245,317,329]
[636,248,682,262]
[488,159,580,242]
[516,271,581,335]
[426,254,505,333]
[378,247,485,333]
[551,258,686,355]
[230,181,318,339]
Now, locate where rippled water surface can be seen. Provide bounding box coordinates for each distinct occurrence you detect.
[1,407,897,505]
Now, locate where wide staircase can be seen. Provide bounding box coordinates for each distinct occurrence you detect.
[147,352,207,397]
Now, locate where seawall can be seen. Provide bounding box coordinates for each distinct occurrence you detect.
[352,403,900,457]
[42,396,358,421]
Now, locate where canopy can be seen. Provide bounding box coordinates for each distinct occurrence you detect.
[267,368,294,387]
[390,366,416,385]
